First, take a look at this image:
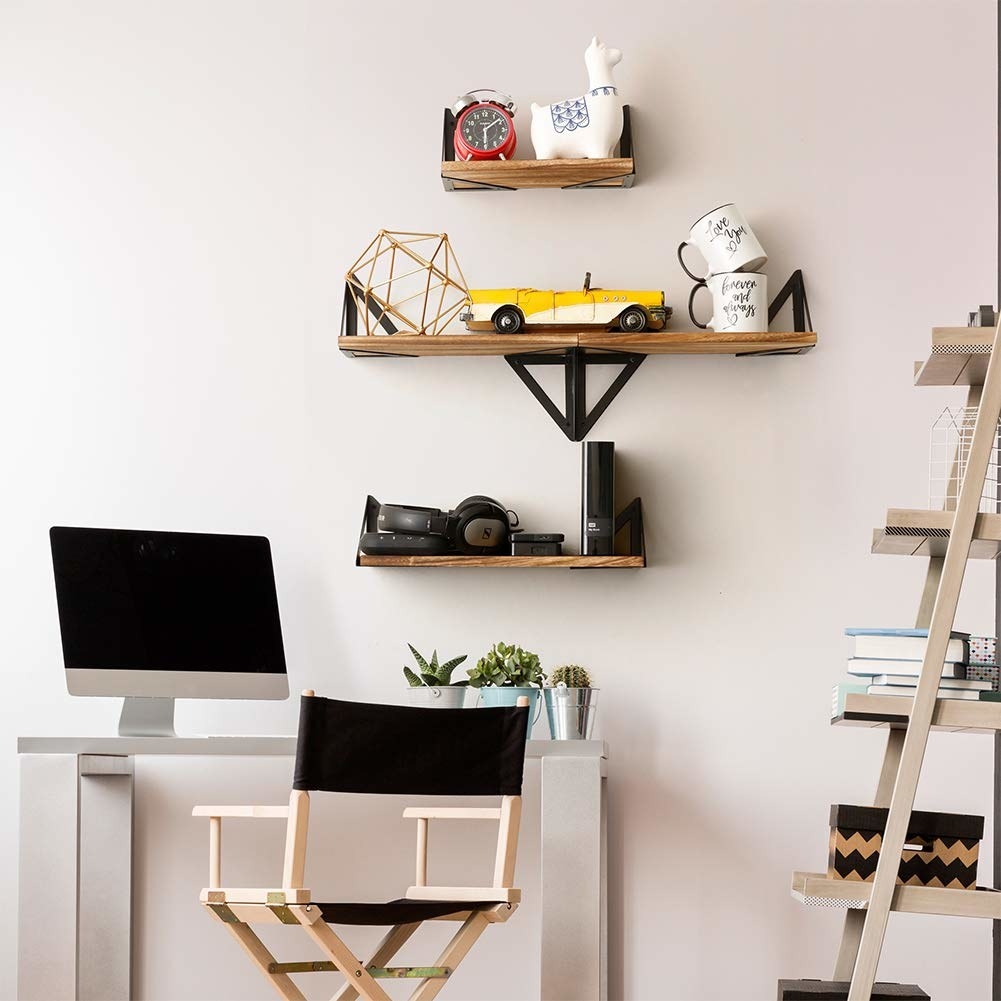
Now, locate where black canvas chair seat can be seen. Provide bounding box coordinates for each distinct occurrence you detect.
[315,897,497,926]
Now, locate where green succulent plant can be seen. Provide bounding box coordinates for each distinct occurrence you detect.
[548,664,592,688]
[403,644,469,688]
[467,641,544,689]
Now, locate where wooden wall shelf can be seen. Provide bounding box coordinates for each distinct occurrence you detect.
[358,554,645,568]
[791,870,1000,918]
[833,691,1001,734]
[338,329,817,359]
[441,106,636,191]
[914,327,992,386]
[871,508,1001,559]
[356,495,646,569]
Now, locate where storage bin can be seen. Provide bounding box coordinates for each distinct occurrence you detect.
[777,980,929,1000]
[828,804,983,890]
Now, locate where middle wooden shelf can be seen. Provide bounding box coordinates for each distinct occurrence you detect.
[338,329,817,358]
[833,691,1001,734]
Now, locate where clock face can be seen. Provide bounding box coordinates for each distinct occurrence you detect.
[459,105,510,153]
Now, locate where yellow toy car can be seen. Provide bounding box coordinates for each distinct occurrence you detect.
[459,273,670,334]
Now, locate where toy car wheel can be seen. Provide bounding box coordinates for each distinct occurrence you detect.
[618,307,647,332]
[493,307,523,334]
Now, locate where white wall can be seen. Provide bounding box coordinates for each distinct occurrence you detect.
[1,1,998,998]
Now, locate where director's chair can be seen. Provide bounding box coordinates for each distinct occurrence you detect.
[194,690,530,1000]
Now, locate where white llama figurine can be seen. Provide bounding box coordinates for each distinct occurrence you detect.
[530,37,624,160]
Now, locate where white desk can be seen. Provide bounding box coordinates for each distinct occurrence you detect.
[17,736,607,1001]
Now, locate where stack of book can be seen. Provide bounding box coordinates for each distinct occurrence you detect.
[832,629,1000,716]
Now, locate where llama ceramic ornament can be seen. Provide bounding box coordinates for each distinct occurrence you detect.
[530,38,624,160]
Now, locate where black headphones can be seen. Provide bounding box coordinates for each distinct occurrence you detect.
[377,496,518,555]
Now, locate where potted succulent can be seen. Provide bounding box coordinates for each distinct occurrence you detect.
[544,665,599,740]
[403,644,469,708]
[467,641,545,735]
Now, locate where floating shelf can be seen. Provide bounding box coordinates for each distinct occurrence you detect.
[833,692,1001,734]
[791,870,1000,918]
[914,327,992,386]
[871,508,1001,559]
[339,271,815,438]
[441,106,636,191]
[358,554,645,568]
[338,329,817,359]
[356,495,646,569]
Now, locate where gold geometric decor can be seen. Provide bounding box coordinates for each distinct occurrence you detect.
[345,230,469,336]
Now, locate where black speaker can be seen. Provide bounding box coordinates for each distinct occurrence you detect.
[581,441,614,556]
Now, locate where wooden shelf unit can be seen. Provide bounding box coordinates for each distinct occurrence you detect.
[833,692,1001,734]
[791,871,1001,919]
[441,105,636,191]
[871,508,1001,559]
[442,157,635,191]
[358,554,645,568]
[914,327,992,386]
[338,329,818,359]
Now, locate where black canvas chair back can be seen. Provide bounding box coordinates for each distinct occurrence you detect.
[292,695,529,796]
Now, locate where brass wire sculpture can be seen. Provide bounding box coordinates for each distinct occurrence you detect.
[345,230,469,335]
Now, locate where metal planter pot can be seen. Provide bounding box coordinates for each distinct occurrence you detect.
[544,685,599,740]
[405,686,468,709]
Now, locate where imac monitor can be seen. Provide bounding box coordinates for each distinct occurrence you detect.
[50,526,289,735]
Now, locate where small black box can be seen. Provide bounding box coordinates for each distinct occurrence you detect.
[511,540,563,557]
[777,980,929,1000]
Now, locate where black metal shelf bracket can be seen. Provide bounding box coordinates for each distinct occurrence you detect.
[506,348,646,441]
[767,269,811,332]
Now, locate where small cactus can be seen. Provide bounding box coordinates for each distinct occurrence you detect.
[548,664,592,688]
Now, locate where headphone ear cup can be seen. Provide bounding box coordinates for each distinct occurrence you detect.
[452,499,510,554]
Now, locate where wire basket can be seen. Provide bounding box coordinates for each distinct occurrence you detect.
[929,406,1001,513]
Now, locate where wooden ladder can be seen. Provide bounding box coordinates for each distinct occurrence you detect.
[832,319,1001,997]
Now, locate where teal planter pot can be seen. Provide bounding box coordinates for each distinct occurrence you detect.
[478,686,542,739]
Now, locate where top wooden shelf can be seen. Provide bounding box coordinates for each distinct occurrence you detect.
[914,327,992,386]
[441,105,636,191]
[338,330,817,358]
[442,157,635,191]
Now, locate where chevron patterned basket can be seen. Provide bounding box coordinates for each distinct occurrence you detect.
[828,804,983,890]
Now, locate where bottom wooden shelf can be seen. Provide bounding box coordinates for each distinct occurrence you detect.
[357,554,645,568]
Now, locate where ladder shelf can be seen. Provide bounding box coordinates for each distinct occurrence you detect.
[794,321,1001,999]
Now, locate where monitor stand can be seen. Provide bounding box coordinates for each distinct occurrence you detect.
[118,696,177,737]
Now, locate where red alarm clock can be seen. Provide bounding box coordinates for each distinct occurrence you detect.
[452,90,517,162]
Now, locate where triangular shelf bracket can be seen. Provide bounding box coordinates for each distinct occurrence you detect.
[505,348,646,441]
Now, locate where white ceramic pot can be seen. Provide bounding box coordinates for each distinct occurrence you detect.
[405,686,468,709]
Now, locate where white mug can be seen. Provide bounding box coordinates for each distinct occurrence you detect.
[688,272,768,333]
[677,203,767,280]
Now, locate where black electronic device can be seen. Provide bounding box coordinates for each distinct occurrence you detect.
[581,441,615,556]
[376,496,516,555]
[511,540,563,557]
[359,533,453,557]
[514,533,565,544]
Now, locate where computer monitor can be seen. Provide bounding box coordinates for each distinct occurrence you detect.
[49,526,289,736]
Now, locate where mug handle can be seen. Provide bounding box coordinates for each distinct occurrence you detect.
[688,282,711,330]
[677,240,705,282]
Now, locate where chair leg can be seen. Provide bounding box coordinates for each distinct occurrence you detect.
[408,913,490,1001]
[221,921,307,1001]
[287,907,392,1001]
[334,922,421,1001]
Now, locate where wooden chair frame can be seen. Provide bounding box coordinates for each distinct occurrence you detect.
[193,692,527,1001]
